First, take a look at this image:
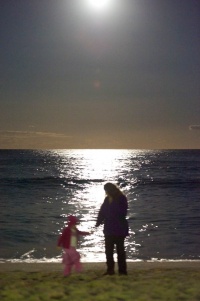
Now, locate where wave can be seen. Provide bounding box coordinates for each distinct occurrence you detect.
[0,177,105,188]
[1,176,200,189]
[117,178,200,189]
[138,178,200,188]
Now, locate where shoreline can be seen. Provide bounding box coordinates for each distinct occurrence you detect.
[1,260,200,272]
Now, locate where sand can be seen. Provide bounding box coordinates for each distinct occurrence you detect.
[1,261,200,301]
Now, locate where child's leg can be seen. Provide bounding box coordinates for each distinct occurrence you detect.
[70,248,82,273]
[62,249,72,276]
[74,258,82,273]
[64,264,72,276]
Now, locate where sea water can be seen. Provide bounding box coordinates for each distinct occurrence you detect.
[0,149,200,263]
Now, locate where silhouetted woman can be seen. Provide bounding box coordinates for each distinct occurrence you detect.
[95,182,129,275]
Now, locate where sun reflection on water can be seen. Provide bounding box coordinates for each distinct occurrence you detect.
[51,149,146,262]
[70,149,130,179]
[3,149,198,262]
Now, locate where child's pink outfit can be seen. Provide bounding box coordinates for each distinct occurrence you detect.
[62,247,81,275]
[57,215,89,276]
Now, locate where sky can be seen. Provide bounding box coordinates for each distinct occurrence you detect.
[0,0,200,149]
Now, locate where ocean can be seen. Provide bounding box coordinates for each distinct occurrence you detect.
[0,149,200,263]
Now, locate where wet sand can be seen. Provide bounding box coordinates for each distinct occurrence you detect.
[1,261,200,272]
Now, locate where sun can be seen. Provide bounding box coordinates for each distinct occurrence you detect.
[87,0,112,10]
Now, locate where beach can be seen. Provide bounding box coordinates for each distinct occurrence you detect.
[1,261,200,301]
[1,149,200,300]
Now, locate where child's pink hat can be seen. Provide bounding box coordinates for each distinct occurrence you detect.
[68,215,78,226]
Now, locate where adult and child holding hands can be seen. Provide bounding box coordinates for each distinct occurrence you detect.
[57,182,129,276]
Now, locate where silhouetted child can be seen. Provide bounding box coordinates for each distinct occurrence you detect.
[57,215,90,276]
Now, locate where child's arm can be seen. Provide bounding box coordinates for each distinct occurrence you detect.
[57,233,63,247]
[77,229,91,236]
[57,227,68,247]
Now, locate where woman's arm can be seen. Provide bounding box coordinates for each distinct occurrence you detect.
[95,201,106,227]
[119,195,128,217]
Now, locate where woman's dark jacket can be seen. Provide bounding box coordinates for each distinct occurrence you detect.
[96,194,129,236]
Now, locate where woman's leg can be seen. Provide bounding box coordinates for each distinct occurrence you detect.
[115,236,127,275]
[105,235,115,274]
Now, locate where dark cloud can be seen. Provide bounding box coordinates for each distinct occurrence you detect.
[0,131,73,149]
[0,130,71,138]
[189,125,200,131]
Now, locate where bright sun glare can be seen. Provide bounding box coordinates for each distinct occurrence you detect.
[87,0,112,10]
